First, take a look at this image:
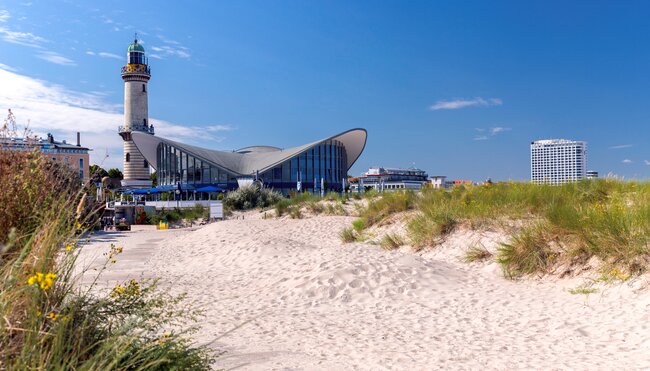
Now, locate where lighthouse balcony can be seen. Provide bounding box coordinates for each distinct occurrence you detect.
[121,64,151,76]
[118,123,155,135]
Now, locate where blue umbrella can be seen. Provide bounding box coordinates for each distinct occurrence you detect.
[195,185,224,193]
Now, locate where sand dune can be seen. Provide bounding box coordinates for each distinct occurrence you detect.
[82,215,650,370]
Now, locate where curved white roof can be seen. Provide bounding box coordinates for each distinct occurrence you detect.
[131,128,367,176]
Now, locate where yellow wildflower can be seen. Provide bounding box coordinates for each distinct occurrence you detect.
[47,311,59,321]
[27,272,57,290]
[65,245,73,251]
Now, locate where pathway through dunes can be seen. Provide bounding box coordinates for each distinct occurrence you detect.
[85,216,650,370]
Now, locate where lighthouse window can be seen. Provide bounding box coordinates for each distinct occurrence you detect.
[142,84,146,93]
[126,153,130,162]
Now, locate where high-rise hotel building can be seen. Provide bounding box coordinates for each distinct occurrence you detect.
[530,139,586,184]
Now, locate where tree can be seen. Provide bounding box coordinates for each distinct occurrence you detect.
[107,168,124,180]
[150,171,157,187]
[89,165,108,183]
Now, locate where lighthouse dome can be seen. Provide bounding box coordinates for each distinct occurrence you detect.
[127,41,145,53]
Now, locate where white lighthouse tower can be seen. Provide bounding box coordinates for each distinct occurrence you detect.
[119,36,154,187]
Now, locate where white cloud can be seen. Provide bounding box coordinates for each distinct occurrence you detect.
[0,68,232,169]
[37,51,75,66]
[0,10,47,48]
[644,160,650,166]
[622,159,633,164]
[0,26,46,47]
[473,126,511,141]
[206,124,235,132]
[98,52,121,59]
[0,10,9,22]
[0,62,17,72]
[149,35,191,59]
[489,127,510,135]
[609,144,633,149]
[86,51,121,60]
[430,97,502,111]
[149,45,191,59]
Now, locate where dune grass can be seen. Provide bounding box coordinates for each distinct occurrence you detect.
[464,244,493,263]
[380,233,406,251]
[0,148,213,369]
[340,227,357,243]
[353,180,650,279]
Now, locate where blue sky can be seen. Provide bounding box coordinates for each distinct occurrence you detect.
[0,0,649,180]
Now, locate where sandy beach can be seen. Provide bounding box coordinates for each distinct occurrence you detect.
[78,213,650,370]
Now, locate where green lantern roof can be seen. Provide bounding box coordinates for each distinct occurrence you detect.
[127,41,145,53]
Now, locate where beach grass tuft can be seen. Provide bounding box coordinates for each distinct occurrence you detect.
[340,227,357,243]
[464,244,493,263]
[380,233,405,250]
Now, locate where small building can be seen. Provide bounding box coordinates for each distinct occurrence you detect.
[349,167,429,192]
[0,132,91,181]
[429,176,447,189]
[444,179,473,188]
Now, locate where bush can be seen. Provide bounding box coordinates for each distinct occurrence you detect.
[223,185,283,210]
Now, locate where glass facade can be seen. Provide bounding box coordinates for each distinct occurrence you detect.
[257,139,348,194]
[155,139,348,194]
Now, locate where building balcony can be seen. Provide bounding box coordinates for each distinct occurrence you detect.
[118,124,155,135]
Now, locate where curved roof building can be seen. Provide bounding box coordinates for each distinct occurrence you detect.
[131,128,367,194]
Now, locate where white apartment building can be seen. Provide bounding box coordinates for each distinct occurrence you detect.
[530,139,586,185]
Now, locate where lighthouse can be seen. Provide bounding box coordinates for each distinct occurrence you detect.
[119,36,154,187]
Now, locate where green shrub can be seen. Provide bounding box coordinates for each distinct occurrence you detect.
[223,185,283,210]
[150,205,208,224]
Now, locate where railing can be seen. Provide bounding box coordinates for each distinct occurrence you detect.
[121,64,150,75]
[106,200,213,210]
[145,200,213,210]
[118,124,155,134]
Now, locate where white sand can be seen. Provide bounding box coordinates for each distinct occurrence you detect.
[80,215,650,370]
